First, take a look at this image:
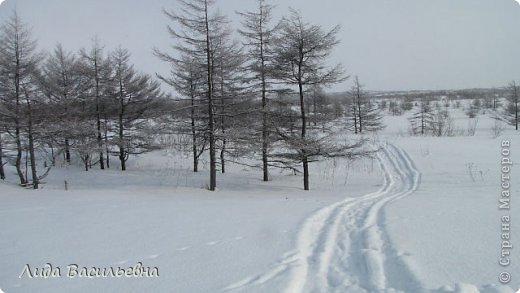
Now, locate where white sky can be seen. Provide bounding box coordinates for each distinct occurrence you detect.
[1,0,520,92]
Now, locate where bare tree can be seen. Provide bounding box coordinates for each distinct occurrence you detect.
[350,76,384,134]
[501,81,519,130]
[0,128,5,180]
[431,109,455,137]
[388,100,402,116]
[111,47,163,171]
[0,11,42,186]
[272,9,346,190]
[238,0,278,181]
[79,39,112,170]
[212,31,247,174]
[20,70,44,189]
[409,99,434,136]
[351,77,361,134]
[41,44,86,164]
[155,0,229,191]
[157,53,206,173]
[492,88,499,110]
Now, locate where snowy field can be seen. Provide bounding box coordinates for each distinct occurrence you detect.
[0,108,519,293]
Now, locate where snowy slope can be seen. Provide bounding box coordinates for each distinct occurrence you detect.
[225,143,423,292]
[0,111,519,292]
[0,149,383,292]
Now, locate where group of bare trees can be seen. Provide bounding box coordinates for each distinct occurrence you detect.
[405,83,520,137]
[6,0,516,193]
[0,12,44,188]
[348,76,384,134]
[155,0,370,191]
[0,13,163,189]
[0,0,385,192]
[496,81,519,131]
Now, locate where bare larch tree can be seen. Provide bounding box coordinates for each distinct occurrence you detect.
[272,9,346,190]
[155,0,228,191]
[0,11,42,186]
[238,0,278,182]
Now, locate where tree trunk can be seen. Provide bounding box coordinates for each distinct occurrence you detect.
[64,138,71,164]
[119,112,126,171]
[515,90,518,131]
[303,155,309,190]
[104,114,110,169]
[220,99,226,175]
[205,0,216,191]
[0,133,5,180]
[421,111,425,135]
[14,59,26,185]
[220,138,226,174]
[353,104,358,134]
[313,94,317,126]
[25,147,28,184]
[260,13,269,182]
[298,71,309,191]
[84,155,89,172]
[95,57,105,170]
[191,91,199,173]
[219,62,226,175]
[50,144,56,166]
[120,149,126,171]
[357,90,363,134]
[15,123,26,185]
[262,87,269,181]
[27,102,38,189]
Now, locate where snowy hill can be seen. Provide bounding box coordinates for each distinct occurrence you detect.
[1,104,519,292]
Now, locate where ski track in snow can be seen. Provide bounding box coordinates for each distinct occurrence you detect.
[224,143,426,293]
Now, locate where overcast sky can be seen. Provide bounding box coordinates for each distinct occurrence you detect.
[1,0,519,92]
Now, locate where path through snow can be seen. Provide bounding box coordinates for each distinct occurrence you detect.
[224,143,425,293]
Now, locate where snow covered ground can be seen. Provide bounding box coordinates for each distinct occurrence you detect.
[0,108,519,293]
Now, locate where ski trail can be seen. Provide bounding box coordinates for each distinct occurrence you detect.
[223,143,424,293]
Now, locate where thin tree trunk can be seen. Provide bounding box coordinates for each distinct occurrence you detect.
[353,104,358,134]
[220,111,226,175]
[515,91,518,131]
[119,111,126,171]
[97,106,104,170]
[94,56,105,170]
[357,89,363,134]
[84,155,89,171]
[119,150,126,171]
[14,56,26,185]
[65,138,71,163]
[50,144,55,166]
[191,91,198,173]
[104,114,110,169]
[205,0,216,191]
[219,60,226,174]
[15,123,26,184]
[220,137,226,174]
[117,77,126,171]
[0,133,5,180]
[313,94,317,126]
[259,6,269,182]
[261,84,269,181]
[298,66,309,191]
[25,147,28,184]
[27,101,38,189]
